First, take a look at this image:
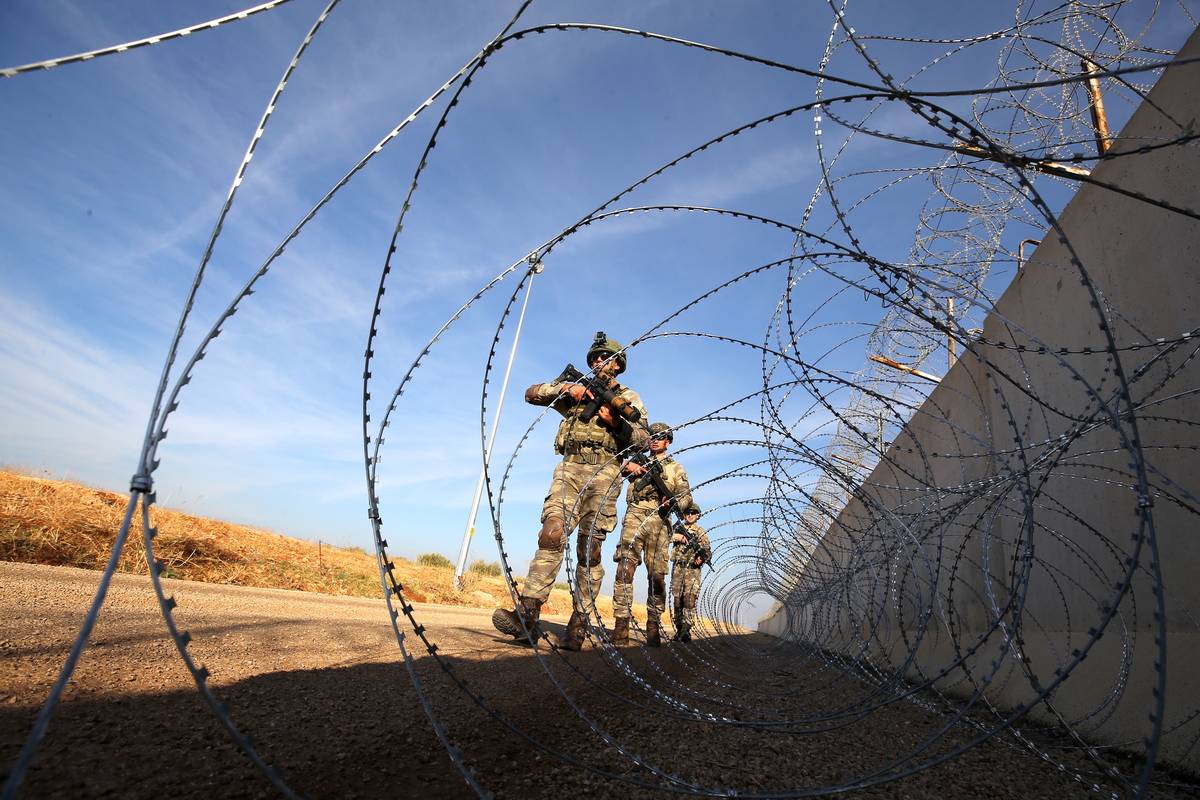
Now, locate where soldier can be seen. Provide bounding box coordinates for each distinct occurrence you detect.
[612,423,692,648]
[492,332,650,650]
[670,504,711,643]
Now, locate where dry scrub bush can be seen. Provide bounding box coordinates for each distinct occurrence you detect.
[0,470,638,617]
[0,471,378,597]
[469,559,502,576]
[416,552,454,569]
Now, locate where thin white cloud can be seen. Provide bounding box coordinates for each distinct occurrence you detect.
[0,292,153,479]
[652,143,816,207]
[567,142,817,249]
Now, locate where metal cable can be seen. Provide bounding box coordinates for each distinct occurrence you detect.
[8,1,1200,797]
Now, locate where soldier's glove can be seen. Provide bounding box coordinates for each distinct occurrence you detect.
[596,404,617,427]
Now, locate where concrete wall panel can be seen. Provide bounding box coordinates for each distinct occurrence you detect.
[759,28,1200,769]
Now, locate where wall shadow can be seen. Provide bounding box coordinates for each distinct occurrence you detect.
[4,629,1197,799]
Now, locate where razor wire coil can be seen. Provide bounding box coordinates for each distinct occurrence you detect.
[4,0,1200,798]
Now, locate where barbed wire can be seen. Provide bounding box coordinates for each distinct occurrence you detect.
[0,0,298,78]
[4,0,1200,797]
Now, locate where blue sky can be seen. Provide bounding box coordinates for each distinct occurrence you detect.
[2,1,1194,621]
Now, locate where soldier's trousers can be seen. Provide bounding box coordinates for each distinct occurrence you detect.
[612,503,669,621]
[670,563,701,628]
[522,456,622,615]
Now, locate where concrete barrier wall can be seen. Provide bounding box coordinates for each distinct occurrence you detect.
[758,29,1200,767]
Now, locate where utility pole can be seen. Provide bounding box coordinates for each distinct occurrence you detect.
[947,297,956,369]
[453,260,542,590]
[1081,58,1112,155]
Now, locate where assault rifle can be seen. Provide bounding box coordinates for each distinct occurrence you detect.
[626,452,711,569]
[672,520,708,568]
[553,363,642,426]
[628,451,680,518]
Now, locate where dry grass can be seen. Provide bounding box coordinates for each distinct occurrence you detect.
[0,470,645,619]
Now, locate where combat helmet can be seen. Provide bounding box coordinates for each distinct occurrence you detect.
[648,422,673,443]
[685,503,702,517]
[587,330,626,374]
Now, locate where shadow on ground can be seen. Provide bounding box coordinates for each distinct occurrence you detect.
[4,627,1198,799]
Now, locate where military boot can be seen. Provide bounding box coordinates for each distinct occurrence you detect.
[559,611,587,651]
[645,616,662,648]
[491,597,543,645]
[677,623,691,644]
[611,616,631,646]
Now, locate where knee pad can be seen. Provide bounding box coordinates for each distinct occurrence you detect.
[538,517,566,550]
[649,572,666,600]
[614,558,637,584]
[684,594,697,609]
[576,536,603,566]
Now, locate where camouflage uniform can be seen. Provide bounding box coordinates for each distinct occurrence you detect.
[520,381,649,615]
[612,454,692,628]
[670,521,710,634]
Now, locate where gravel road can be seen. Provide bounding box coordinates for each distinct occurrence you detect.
[2,562,1195,798]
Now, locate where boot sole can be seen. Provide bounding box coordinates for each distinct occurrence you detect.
[492,608,526,638]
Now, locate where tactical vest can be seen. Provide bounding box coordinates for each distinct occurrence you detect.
[673,523,708,564]
[553,382,632,456]
[627,456,683,505]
